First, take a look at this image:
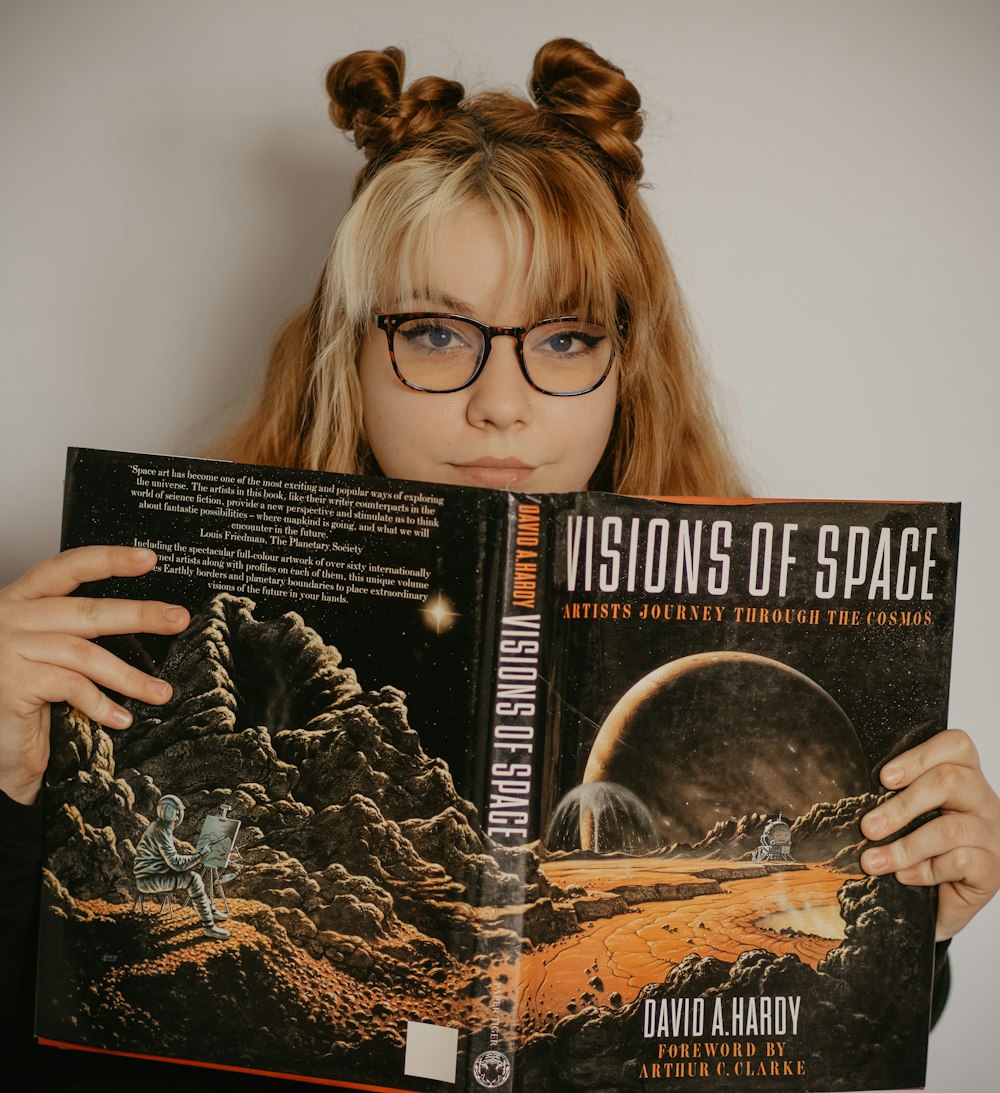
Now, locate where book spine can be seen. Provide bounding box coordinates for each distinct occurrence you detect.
[465,492,550,1093]
[482,491,547,847]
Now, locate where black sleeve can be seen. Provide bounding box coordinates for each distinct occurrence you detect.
[931,938,951,1029]
[0,787,46,1086]
[0,787,44,1022]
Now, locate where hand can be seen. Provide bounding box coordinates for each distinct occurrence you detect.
[860,729,1000,940]
[0,546,190,806]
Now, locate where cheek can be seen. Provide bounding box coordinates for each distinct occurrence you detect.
[569,378,618,465]
[359,345,458,476]
[544,378,618,489]
[359,336,408,456]
[361,388,419,476]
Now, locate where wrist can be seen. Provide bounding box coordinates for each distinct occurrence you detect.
[0,771,44,806]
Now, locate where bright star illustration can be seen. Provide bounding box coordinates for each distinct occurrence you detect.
[421,591,458,634]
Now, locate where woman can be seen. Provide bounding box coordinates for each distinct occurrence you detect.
[2,38,998,1090]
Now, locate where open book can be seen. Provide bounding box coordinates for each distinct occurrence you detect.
[36,447,959,1091]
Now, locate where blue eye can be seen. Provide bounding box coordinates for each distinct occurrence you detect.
[400,321,474,354]
[526,322,607,361]
[540,330,603,355]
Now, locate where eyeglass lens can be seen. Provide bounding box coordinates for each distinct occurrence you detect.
[391,317,613,394]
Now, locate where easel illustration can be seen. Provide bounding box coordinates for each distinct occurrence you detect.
[188,803,242,915]
[171,800,242,918]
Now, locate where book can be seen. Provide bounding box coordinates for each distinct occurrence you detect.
[36,446,960,1092]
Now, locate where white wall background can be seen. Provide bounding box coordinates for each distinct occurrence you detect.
[1,2,997,1088]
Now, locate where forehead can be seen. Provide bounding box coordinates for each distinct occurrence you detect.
[382,198,601,322]
[388,203,543,317]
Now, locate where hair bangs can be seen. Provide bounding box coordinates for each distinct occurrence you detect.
[482,148,633,333]
[483,181,632,343]
[331,147,634,343]
[329,159,465,328]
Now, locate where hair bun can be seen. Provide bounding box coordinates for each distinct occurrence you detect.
[531,38,643,183]
[326,47,464,158]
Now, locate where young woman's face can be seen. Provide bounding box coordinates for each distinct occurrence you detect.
[358,202,618,492]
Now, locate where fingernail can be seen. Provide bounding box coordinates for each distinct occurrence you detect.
[133,548,156,563]
[163,607,186,624]
[111,706,132,728]
[864,850,888,874]
[153,680,172,702]
[865,812,887,838]
[882,765,903,787]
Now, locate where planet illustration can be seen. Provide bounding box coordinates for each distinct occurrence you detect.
[580,651,870,847]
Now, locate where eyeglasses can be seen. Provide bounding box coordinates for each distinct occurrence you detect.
[375,313,623,396]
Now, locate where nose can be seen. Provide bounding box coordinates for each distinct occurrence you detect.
[465,334,532,429]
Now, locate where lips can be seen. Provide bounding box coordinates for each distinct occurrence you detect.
[450,457,536,488]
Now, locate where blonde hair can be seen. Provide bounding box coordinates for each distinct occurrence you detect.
[214,39,743,497]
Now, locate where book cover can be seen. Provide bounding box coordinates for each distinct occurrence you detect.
[505,493,956,1091]
[36,448,959,1092]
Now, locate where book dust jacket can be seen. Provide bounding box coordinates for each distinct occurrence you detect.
[35,449,959,1092]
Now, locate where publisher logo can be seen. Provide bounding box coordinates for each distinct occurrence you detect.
[473,1050,511,1088]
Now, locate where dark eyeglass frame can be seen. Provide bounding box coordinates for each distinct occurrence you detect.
[375,312,626,397]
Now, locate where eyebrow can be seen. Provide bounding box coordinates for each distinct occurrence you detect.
[388,288,581,320]
[389,288,477,316]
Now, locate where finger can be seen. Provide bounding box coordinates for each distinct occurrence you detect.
[2,595,189,639]
[1,546,158,602]
[19,663,136,730]
[879,729,981,790]
[861,812,997,877]
[15,632,174,709]
[892,846,998,892]
[862,761,998,841]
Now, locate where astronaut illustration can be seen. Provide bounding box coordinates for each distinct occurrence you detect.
[751,814,795,864]
[133,794,230,940]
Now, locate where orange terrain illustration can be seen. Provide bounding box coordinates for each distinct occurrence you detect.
[514,858,850,1032]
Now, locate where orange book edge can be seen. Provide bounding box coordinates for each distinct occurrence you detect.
[37,1037,420,1093]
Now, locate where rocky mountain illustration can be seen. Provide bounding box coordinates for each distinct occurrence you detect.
[46,593,537,905]
[39,593,546,1080]
[674,792,887,871]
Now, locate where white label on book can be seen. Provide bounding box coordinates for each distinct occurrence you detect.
[403,1020,459,1083]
